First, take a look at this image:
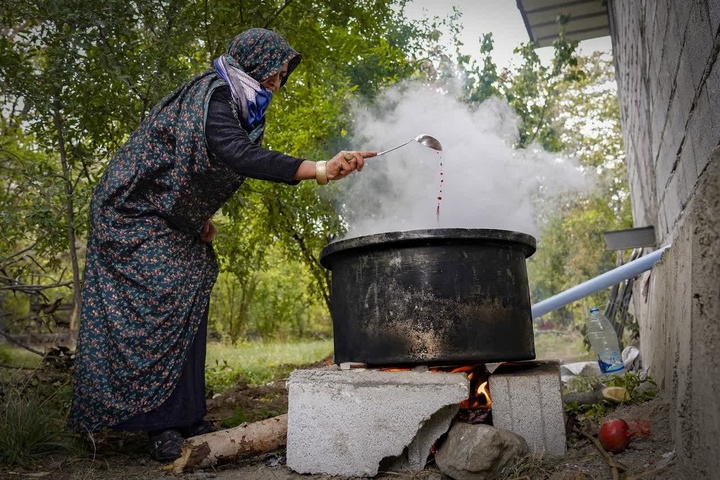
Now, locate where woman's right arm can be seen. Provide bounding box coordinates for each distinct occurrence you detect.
[206,86,374,184]
[205,86,304,184]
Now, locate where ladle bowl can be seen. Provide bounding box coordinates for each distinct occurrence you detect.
[376,134,442,156]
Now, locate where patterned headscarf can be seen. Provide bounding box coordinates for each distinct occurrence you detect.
[214,29,301,132]
[226,28,301,86]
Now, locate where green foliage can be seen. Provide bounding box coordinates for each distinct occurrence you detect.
[0,0,633,348]
[221,405,286,428]
[1,0,435,339]
[204,339,332,393]
[0,375,79,466]
[563,372,658,421]
[0,346,42,369]
[417,21,631,334]
[526,53,632,327]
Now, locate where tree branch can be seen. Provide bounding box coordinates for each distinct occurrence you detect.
[263,0,294,29]
[0,331,46,357]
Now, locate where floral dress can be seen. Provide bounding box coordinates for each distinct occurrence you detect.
[69,29,301,432]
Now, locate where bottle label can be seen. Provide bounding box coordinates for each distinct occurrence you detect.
[597,351,625,374]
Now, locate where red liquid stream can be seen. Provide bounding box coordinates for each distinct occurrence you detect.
[436,151,443,223]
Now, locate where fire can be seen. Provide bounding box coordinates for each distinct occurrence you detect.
[478,381,491,408]
[458,366,492,409]
[379,364,492,410]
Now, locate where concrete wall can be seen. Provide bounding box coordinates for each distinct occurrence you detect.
[609,0,720,476]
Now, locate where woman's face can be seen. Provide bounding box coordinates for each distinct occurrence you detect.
[260,60,289,93]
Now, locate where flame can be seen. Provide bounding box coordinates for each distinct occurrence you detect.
[377,364,492,410]
[458,367,492,409]
[478,381,491,408]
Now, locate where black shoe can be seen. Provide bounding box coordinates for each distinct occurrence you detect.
[148,429,184,462]
[179,419,218,438]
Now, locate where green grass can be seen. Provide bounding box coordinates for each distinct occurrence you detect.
[205,339,333,391]
[0,387,81,466]
[0,345,43,368]
[534,329,593,363]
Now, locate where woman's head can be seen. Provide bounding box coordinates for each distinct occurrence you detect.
[226,28,301,91]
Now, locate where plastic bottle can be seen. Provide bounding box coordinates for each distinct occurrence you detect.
[587,307,625,374]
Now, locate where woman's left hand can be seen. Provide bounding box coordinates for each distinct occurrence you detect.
[201,219,217,243]
[326,150,376,181]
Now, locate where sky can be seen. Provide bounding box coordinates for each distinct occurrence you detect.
[404,0,612,69]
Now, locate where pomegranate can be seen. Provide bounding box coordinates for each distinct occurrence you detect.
[598,418,632,452]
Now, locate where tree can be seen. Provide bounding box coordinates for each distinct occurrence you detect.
[419,24,631,327]
[0,0,436,341]
[0,0,208,337]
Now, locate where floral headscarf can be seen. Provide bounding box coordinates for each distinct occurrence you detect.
[214,29,301,132]
[225,28,301,86]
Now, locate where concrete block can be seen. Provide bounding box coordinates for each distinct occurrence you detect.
[489,360,566,456]
[680,142,699,206]
[676,61,695,130]
[663,172,683,228]
[684,1,714,90]
[709,0,720,33]
[663,12,682,79]
[673,0,692,44]
[286,368,469,477]
[675,158,689,209]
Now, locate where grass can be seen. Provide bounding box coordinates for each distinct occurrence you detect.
[0,344,43,367]
[0,387,81,466]
[534,329,593,363]
[205,339,333,391]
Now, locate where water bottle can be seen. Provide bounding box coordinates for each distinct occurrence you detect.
[587,307,625,374]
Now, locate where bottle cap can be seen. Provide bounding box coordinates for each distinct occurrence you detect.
[590,307,599,313]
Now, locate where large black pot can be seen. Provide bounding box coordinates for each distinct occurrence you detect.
[320,228,537,366]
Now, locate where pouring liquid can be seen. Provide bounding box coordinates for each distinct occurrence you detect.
[436,151,443,223]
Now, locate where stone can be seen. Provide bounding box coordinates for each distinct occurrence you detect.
[489,361,567,456]
[434,423,529,480]
[286,368,469,477]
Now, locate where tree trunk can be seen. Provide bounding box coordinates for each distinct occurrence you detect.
[52,100,81,343]
[173,414,288,472]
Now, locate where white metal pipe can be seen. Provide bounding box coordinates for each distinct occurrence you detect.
[530,245,671,318]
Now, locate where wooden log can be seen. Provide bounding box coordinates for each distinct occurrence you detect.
[173,414,288,473]
[563,387,629,406]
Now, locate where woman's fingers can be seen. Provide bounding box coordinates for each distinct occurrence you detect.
[327,150,377,180]
[201,219,217,243]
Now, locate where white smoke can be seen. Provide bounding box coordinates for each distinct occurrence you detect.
[337,84,590,239]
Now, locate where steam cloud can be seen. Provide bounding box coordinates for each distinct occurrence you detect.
[337,84,590,239]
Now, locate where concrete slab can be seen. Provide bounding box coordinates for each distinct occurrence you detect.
[488,360,567,456]
[286,367,469,477]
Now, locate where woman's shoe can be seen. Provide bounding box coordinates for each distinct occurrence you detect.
[179,419,218,438]
[148,429,184,462]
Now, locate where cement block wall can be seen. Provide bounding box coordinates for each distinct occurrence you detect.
[611,0,720,242]
[609,0,720,476]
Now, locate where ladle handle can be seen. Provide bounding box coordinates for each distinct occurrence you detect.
[375,139,413,156]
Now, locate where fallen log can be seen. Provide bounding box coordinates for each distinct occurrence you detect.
[173,414,288,473]
[563,386,629,406]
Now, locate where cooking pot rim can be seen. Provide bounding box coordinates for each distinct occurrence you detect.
[320,228,536,267]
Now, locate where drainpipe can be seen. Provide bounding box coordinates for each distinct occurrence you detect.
[530,245,671,318]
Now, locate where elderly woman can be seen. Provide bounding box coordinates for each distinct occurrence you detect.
[69,28,374,461]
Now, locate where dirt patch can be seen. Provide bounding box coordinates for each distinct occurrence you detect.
[205,378,288,427]
[1,371,679,480]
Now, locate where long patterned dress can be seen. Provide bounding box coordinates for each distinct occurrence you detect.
[69,29,301,432]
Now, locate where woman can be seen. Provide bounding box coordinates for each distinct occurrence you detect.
[69,28,374,461]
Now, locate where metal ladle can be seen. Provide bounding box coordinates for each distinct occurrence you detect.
[375,134,443,156]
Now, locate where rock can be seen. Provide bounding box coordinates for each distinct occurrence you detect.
[434,423,529,480]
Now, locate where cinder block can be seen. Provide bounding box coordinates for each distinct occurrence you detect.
[286,368,469,477]
[489,360,567,456]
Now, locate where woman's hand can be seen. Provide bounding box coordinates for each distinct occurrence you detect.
[325,150,376,181]
[201,219,217,243]
[293,151,377,184]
